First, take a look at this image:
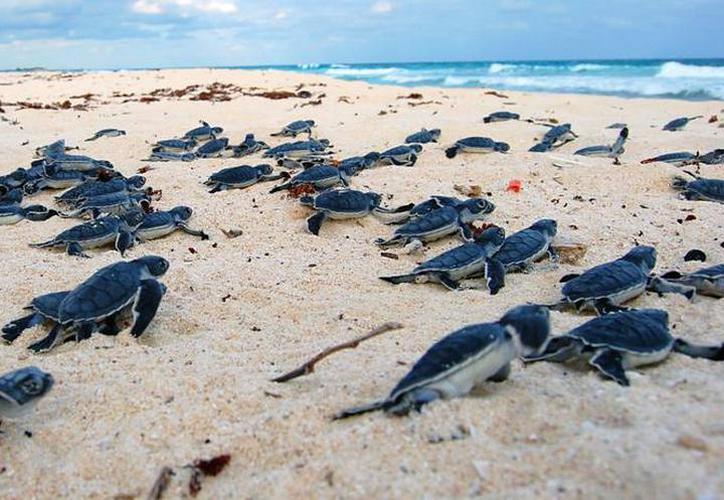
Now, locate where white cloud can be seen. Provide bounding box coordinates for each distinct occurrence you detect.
[131,0,237,15]
[371,1,392,14]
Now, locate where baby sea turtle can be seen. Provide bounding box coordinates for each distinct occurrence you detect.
[195,137,230,159]
[529,123,577,152]
[640,152,698,167]
[0,188,23,206]
[0,367,54,420]
[445,137,510,158]
[271,120,316,137]
[56,176,147,207]
[700,149,724,165]
[136,206,208,241]
[380,226,506,291]
[653,264,724,298]
[184,121,223,141]
[336,152,381,176]
[672,173,724,204]
[269,164,349,193]
[35,139,67,159]
[85,129,126,141]
[147,150,196,162]
[31,209,146,257]
[233,134,270,157]
[378,144,423,166]
[483,111,520,123]
[550,245,657,315]
[264,139,331,159]
[574,127,629,164]
[376,198,496,249]
[0,205,57,225]
[524,309,723,386]
[663,115,703,132]
[60,191,153,218]
[299,189,405,235]
[6,256,170,352]
[42,153,114,173]
[493,219,558,272]
[153,139,197,152]
[334,304,550,418]
[405,128,441,144]
[205,164,280,192]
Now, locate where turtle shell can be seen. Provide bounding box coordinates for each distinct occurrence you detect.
[58,261,143,324]
[566,309,672,354]
[314,189,377,214]
[290,165,339,184]
[381,145,415,157]
[286,120,312,131]
[30,291,71,320]
[414,242,487,273]
[54,216,124,242]
[458,137,495,149]
[388,323,507,401]
[137,211,174,231]
[562,259,648,301]
[494,228,549,268]
[196,138,229,156]
[394,206,458,237]
[689,264,724,279]
[686,178,724,202]
[208,166,260,185]
[0,366,54,409]
[543,124,572,141]
[663,117,688,130]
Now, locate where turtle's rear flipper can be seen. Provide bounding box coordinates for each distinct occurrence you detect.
[130,280,166,338]
[523,336,578,363]
[379,274,416,285]
[1,313,40,343]
[332,400,386,420]
[673,338,724,361]
[485,258,506,295]
[589,348,629,386]
[306,211,327,236]
[27,324,63,353]
[445,146,459,159]
[647,276,695,300]
[179,223,209,240]
[593,299,628,316]
[269,182,291,194]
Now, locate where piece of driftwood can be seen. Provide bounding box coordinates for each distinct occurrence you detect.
[271,322,403,383]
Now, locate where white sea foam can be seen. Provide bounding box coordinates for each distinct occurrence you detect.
[657,61,724,79]
[570,63,608,72]
[325,67,401,77]
[488,63,516,74]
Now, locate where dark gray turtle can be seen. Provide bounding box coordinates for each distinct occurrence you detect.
[195,137,230,159]
[23,162,118,194]
[445,137,510,158]
[652,264,724,298]
[574,127,628,164]
[672,173,724,204]
[18,256,170,353]
[335,152,381,176]
[299,189,406,235]
[0,188,23,206]
[492,219,558,272]
[147,150,196,162]
[483,111,520,123]
[640,151,698,167]
[263,139,331,159]
[378,144,423,166]
[85,129,126,141]
[0,205,57,225]
[35,139,67,159]
[550,246,657,315]
[334,304,550,418]
[56,176,147,207]
[271,120,316,137]
[376,199,495,249]
[524,309,723,386]
[41,154,114,173]
[0,367,54,420]
[136,206,208,241]
[529,123,577,152]
[700,149,724,165]
[153,139,197,152]
[60,191,154,218]
[269,164,349,194]
[31,209,145,257]
[380,226,506,291]
[663,115,703,132]
[408,195,464,219]
[232,134,270,157]
[405,128,441,144]
[183,121,223,141]
[0,168,32,192]
[205,164,280,193]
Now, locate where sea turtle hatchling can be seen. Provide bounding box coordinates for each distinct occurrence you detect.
[524,309,723,386]
[405,128,441,144]
[147,150,196,162]
[195,137,230,159]
[651,263,724,298]
[0,204,57,225]
[85,129,126,141]
[375,199,495,250]
[334,305,550,418]
[663,115,703,132]
[271,120,316,137]
[574,127,628,164]
[700,149,724,165]
[3,256,170,353]
[263,139,331,159]
[445,137,510,158]
[335,152,381,176]
[183,121,223,141]
[232,134,270,157]
[484,219,558,278]
[529,123,577,152]
[640,152,698,167]
[0,188,23,206]
[378,144,423,166]
[41,153,114,173]
[672,173,724,204]
[205,164,281,193]
[60,191,155,219]
[483,111,520,123]
[30,209,146,257]
[55,176,147,207]
[380,226,506,291]
[269,164,350,194]
[153,139,197,153]
[135,206,209,241]
[0,367,54,421]
[299,189,409,235]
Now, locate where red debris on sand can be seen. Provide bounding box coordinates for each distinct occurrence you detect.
[506,179,522,193]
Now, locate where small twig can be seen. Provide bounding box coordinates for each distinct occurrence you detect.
[271,322,403,383]
[148,466,174,500]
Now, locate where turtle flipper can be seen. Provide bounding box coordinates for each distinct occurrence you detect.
[445,146,459,158]
[379,274,417,285]
[485,258,506,295]
[435,273,460,291]
[208,184,223,194]
[523,336,578,363]
[115,231,134,256]
[385,388,440,416]
[593,299,628,316]
[306,211,327,236]
[130,280,166,338]
[269,182,291,194]
[27,324,63,353]
[67,242,90,258]
[589,348,629,386]
[673,338,724,361]
[178,223,209,240]
[646,276,695,300]
[332,400,386,420]
[2,313,42,343]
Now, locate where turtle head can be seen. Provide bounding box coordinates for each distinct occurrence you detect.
[475,226,506,249]
[317,139,331,147]
[622,245,657,273]
[530,219,557,238]
[499,304,551,357]
[211,127,224,135]
[171,206,193,222]
[458,198,495,222]
[0,366,54,409]
[244,133,255,141]
[127,175,147,189]
[121,208,146,228]
[410,144,423,153]
[494,142,511,153]
[306,120,316,127]
[367,192,383,207]
[135,255,170,277]
[363,152,381,164]
[257,164,274,175]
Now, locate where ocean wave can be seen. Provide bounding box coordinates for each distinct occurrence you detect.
[325,67,401,77]
[297,63,320,70]
[657,61,724,78]
[488,63,517,74]
[569,63,608,72]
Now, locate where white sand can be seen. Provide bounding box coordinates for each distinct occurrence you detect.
[0,69,722,499]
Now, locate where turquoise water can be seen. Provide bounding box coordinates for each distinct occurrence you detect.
[237,59,724,100]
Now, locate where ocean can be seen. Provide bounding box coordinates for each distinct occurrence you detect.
[239,59,724,101]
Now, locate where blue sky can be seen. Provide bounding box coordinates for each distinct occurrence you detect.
[0,0,721,69]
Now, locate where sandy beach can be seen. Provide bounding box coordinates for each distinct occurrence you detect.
[0,68,722,499]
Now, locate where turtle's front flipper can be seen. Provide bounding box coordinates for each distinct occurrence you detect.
[485,258,506,295]
[27,324,63,353]
[558,273,580,283]
[445,146,459,158]
[23,206,58,222]
[589,348,629,386]
[130,280,166,338]
[523,336,578,363]
[647,276,695,300]
[435,273,460,291]
[332,400,386,420]
[67,242,90,258]
[1,313,41,343]
[115,231,135,256]
[306,211,327,236]
[673,339,724,361]
[178,223,209,240]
